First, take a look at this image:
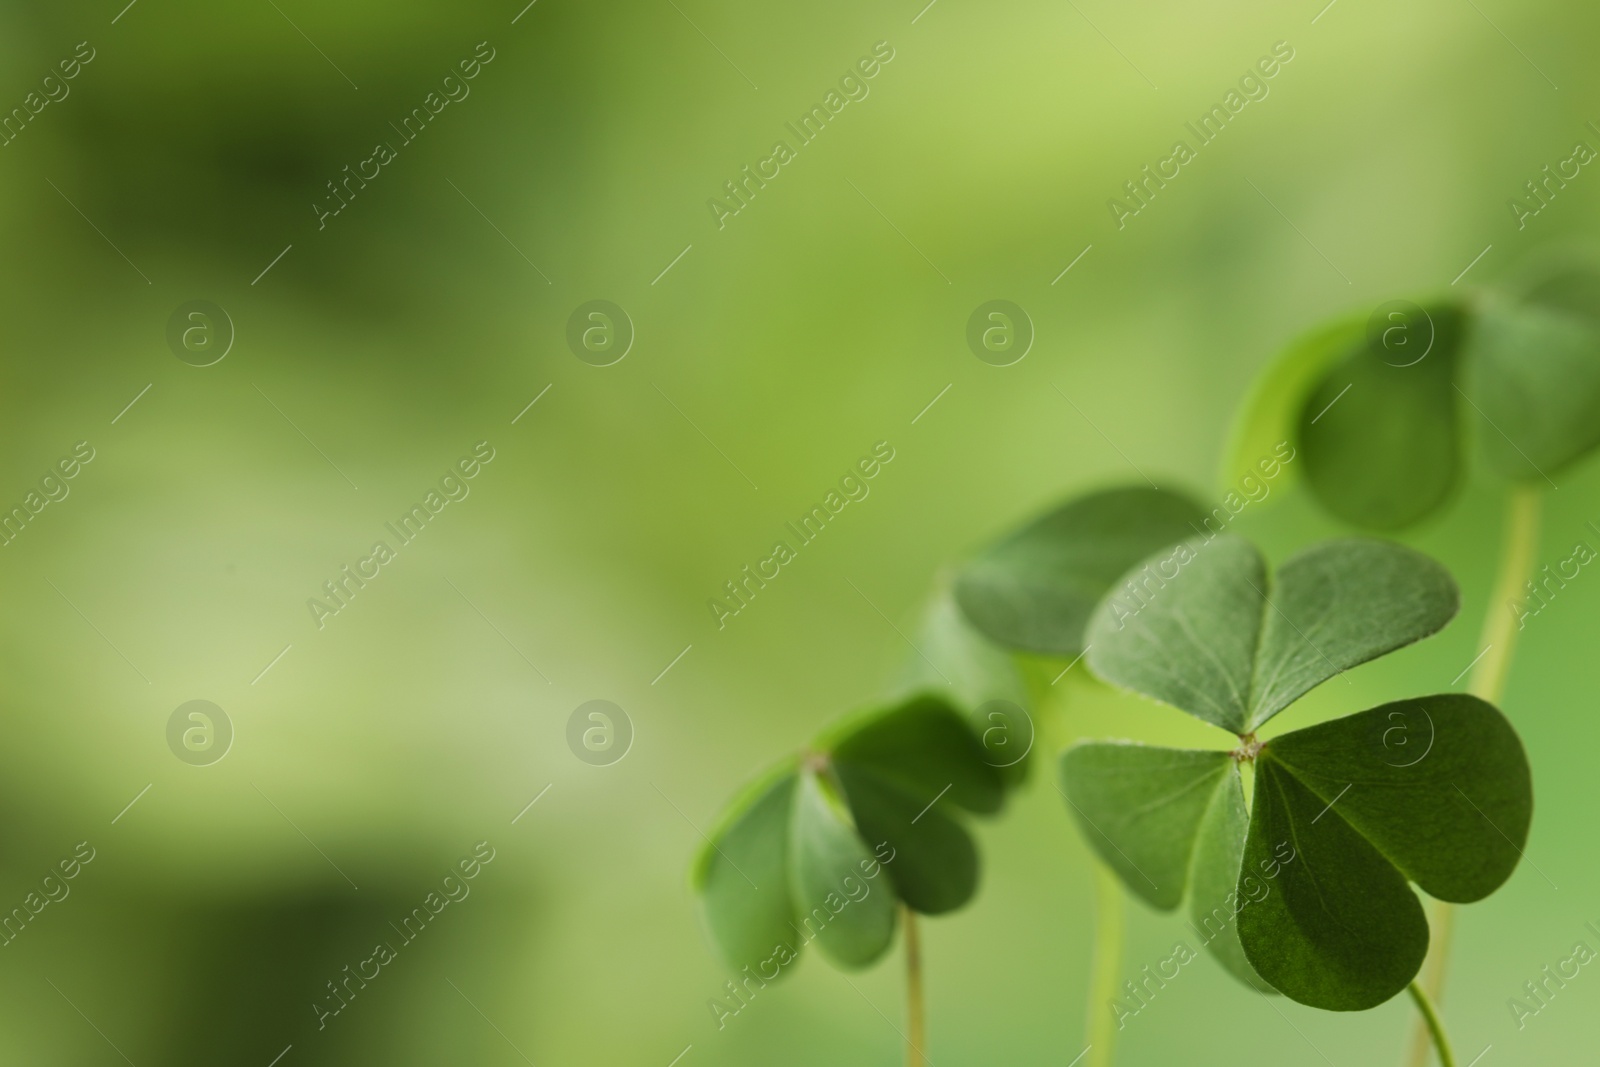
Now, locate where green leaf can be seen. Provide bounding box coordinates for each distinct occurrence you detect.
[1086,536,1458,733]
[834,762,979,914]
[1222,315,1360,498]
[694,767,799,971]
[1511,255,1600,325]
[1059,742,1232,910]
[826,694,1004,816]
[1261,694,1531,902]
[954,486,1209,657]
[1085,536,1266,734]
[893,592,1034,788]
[1297,305,1465,529]
[1462,299,1600,482]
[1186,766,1274,992]
[788,768,898,969]
[1246,539,1459,729]
[1238,755,1429,1010]
[1237,695,1532,1009]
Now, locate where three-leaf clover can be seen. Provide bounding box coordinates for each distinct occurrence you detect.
[694,694,1002,975]
[1226,259,1600,528]
[1062,534,1533,1009]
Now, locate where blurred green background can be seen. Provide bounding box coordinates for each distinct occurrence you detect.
[0,0,1595,1062]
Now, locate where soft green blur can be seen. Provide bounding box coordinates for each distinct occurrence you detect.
[0,0,1596,1062]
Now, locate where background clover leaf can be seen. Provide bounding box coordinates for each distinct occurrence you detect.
[1230,263,1600,530]
[954,485,1209,656]
[1222,315,1361,500]
[832,761,978,915]
[1462,297,1600,483]
[1225,305,1467,531]
[789,768,899,968]
[693,764,801,974]
[695,694,1002,974]
[1297,307,1465,529]
[893,591,1035,788]
[826,693,1005,816]
[1085,536,1458,733]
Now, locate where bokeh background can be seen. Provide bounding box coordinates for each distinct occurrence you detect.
[0,0,1596,1063]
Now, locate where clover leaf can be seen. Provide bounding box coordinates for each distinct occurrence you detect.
[1239,694,1531,1009]
[1061,534,1534,1010]
[1084,535,1459,733]
[695,693,1001,975]
[1060,743,1273,992]
[1059,742,1233,912]
[1298,307,1466,529]
[893,590,1035,788]
[954,485,1210,656]
[1462,296,1600,481]
[1226,303,1467,530]
[1226,261,1600,529]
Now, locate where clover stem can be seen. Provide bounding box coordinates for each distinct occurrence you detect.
[1036,659,1126,1067]
[1085,862,1125,1067]
[1405,484,1540,1067]
[1468,483,1543,707]
[902,905,928,1067]
[1406,980,1457,1067]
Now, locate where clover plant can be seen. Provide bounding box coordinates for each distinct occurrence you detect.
[693,693,1004,1064]
[1225,258,1600,531]
[690,485,1538,1067]
[1225,258,1593,1061]
[1063,534,1532,1064]
[951,483,1213,1065]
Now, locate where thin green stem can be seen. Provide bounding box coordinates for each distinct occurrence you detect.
[903,905,928,1067]
[1405,484,1540,1067]
[1408,900,1457,1066]
[1039,661,1127,1067]
[1407,980,1457,1067]
[1467,484,1543,706]
[1085,862,1125,1067]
